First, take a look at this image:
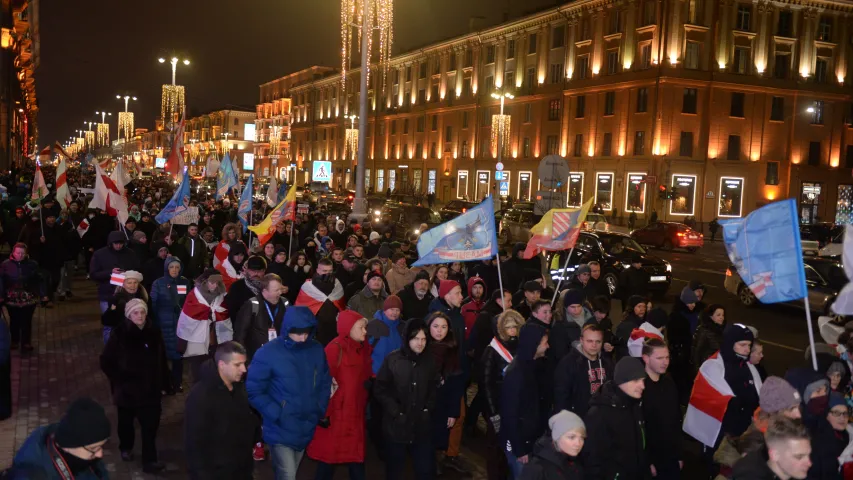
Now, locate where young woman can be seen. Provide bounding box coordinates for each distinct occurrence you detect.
[262,242,276,266]
[692,304,726,369]
[430,265,450,299]
[519,410,586,480]
[286,250,312,304]
[0,243,46,352]
[150,256,191,393]
[425,312,464,473]
[102,270,149,344]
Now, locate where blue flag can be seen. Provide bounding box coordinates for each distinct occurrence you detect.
[155,169,190,224]
[238,174,253,232]
[721,198,806,304]
[216,152,237,200]
[413,196,498,267]
[85,153,94,166]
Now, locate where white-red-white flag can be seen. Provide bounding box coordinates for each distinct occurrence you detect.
[56,157,72,209]
[38,146,51,164]
[32,165,49,201]
[53,142,73,161]
[166,114,186,181]
[76,218,90,238]
[89,163,128,225]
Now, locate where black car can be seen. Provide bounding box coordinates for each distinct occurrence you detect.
[439,200,478,221]
[800,223,842,248]
[546,231,672,297]
[374,203,442,241]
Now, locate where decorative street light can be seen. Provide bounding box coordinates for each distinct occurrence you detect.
[490,90,514,166]
[346,115,358,161]
[158,55,189,127]
[116,95,137,141]
[158,56,190,86]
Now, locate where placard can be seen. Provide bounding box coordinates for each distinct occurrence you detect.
[297,203,310,214]
[110,272,126,286]
[171,206,200,225]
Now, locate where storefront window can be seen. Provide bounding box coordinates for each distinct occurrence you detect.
[476,170,491,200]
[837,185,853,225]
[625,173,647,213]
[377,169,385,192]
[365,168,371,190]
[718,177,744,217]
[413,169,422,193]
[457,170,469,199]
[389,170,397,192]
[399,169,409,191]
[567,172,584,207]
[670,174,696,216]
[595,173,614,211]
[518,171,532,201]
[800,182,822,224]
[427,169,437,194]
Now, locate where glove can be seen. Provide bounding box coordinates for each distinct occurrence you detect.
[318,417,331,429]
[366,319,391,339]
[490,415,501,433]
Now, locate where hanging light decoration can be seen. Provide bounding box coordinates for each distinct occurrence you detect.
[341,0,394,105]
[161,84,185,125]
[269,125,281,156]
[84,130,95,148]
[118,112,134,140]
[345,128,359,160]
[96,123,110,147]
[491,114,511,158]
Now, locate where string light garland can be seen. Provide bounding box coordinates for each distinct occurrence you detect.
[84,130,95,148]
[161,84,185,125]
[340,0,393,103]
[491,114,511,158]
[96,123,110,147]
[345,128,358,160]
[118,112,134,140]
[269,125,281,156]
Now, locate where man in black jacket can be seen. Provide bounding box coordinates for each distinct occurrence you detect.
[397,270,433,321]
[731,417,812,480]
[178,223,209,280]
[89,230,141,313]
[234,274,288,364]
[553,323,612,418]
[185,341,259,480]
[225,256,267,328]
[514,280,542,320]
[618,255,650,302]
[641,338,682,480]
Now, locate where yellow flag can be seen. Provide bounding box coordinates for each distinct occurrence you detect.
[249,184,297,245]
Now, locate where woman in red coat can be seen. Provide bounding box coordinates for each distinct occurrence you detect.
[307,309,373,479]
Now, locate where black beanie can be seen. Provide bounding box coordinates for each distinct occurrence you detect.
[645,308,669,329]
[414,270,431,283]
[614,357,647,385]
[55,398,111,448]
[246,255,268,271]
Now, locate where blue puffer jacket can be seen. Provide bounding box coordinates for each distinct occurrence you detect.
[246,306,332,450]
[150,256,191,360]
[370,310,403,375]
[10,424,110,480]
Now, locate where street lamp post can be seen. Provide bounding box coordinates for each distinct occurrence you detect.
[95,111,112,124]
[158,56,190,86]
[116,95,137,141]
[116,95,137,113]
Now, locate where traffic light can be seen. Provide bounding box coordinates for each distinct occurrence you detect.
[658,184,667,200]
[669,186,679,200]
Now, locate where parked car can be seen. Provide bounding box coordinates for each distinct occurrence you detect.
[582,213,611,232]
[724,256,846,314]
[818,227,845,257]
[440,200,478,221]
[322,201,352,219]
[546,231,672,297]
[499,203,541,245]
[630,221,704,253]
[374,203,442,241]
[801,223,842,248]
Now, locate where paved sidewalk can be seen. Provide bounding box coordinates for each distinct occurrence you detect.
[0,275,487,479]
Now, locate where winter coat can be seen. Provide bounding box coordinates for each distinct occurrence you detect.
[177,234,209,280]
[397,283,433,323]
[618,266,650,302]
[429,341,465,451]
[184,360,258,480]
[807,418,847,480]
[101,287,150,328]
[482,333,518,418]
[89,231,142,301]
[176,280,232,358]
[234,295,287,364]
[470,298,504,371]
[100,319,170,408]
[38,224,65,270]
[296,276,346,346]
[306,310,374,464]
[370,310,404,375]
[731,448,777,480]
[246,306,332,450]
[613,312,643,360]
[225,278,261,330]
[553,346,613,418]
[386,263,416,295]
[429,297,468,372]
[584,381,647,480]
[347,285,388,321]
[373,319,439,444]
[519,436,585,480]
[150,257,191,360]
[0,255,45,306]
[9,424,110,480]
[720,339,761,440]
[468,261,499,297]
[643,373,683,467]
[460,276,487,340]
[501,325,549,458]
[693,314,725,368]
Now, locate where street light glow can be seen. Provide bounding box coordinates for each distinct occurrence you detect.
[183,59,190,65]
[806,107,815,113]
[158,58,165,63]
[171,57,178,63]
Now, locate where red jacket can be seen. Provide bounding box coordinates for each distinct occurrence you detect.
[460,276,488,340]
[306,312,373,464]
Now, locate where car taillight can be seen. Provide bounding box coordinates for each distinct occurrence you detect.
[676,232,685,237]
[462,208,467,213]
[725,268,732,277]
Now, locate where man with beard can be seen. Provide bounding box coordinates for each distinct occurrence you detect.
[295,258,345,346]
[225,255,268,324]
[178,223,209,280]
[335,252,363,289]
[347,271,389,321]
[397,270,434,322]
[468,259,499,298]
[385,252,415,294]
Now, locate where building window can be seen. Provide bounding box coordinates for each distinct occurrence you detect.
[550,63,563,84]
[671,175,697,215]
[808,141,821,166]
[636,88,648,113]
[462,111,469,129]
[846,145,853,168]
[431,115,438,131]
[736,5,751,31]
[682,88,698,114]
[552,26,565,48]
[445,126,453,143]
[605,92,616,116]
[403,119,409,134]
[483,107,492,126]
[609,9,621,34]
[641,43,653,69]
[603,133,613,156]
[626,173,648,213]
[416,117,424,132]
[524,103,532,123]
[604,50,617,75]
[774,54,789,79]
[462,78,471,96]
[526,67,536,89]
[506,39,516,59]
[685,42,699,69]
[415,143,423,158]
[456,170,469,199]
[777,11,793,37]
[812,101,824,125]
[730,92,745,118]
[576,95,586,118]
[465,49,473,67]
[419,62,427,79]
[770,96,784,121]
[377,169,385,192]
[403,143,408,158]
[448,53,456,71]
[576,56,589,79]
[433,58,440,75]
[581,18,591,40]
[733,47,749,74]
[719,177,744,217]
[430,85,439,102]
[406,66,412,82]
[595,173,614,211]
[766,162,779,185]
[523,137,531,158]
[574,134,583,157]
[461,140,469,158]
[548,99,561,121]
[519,171,534,202]
[528,33,538,54]
[481,138,489,157]
[818,17,832,42]
[390,144,397,158]
[486,45,496,64]
[643,1,656,26]
[815,58,828,84]
[427,169,436,194]
[546,135,559,155]
[418,89,426,104]
[505,71,515,89]
[727,135,741,160]
[634,131,646,155]
[430,143,437,159]
[485,75,494,93]
[679,131,694,156]
[687,0,702,24]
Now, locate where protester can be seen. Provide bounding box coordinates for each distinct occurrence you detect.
[347,270,388,320]
[585,295,615,358]
[10,397,111,479]
[101,270,148,344]
[178,223,209,279]
[613,295,647,359]
[0,242,46,352]
[184,342,258,480]
[217,241,248,290]
[424,311,465,474]
[150,256,191,393]
[234,273,288,363]
[806,391,848,479]
[470,289,512,370]
[554,323,612,418]
[386,252,415,294]
[618,255,649,302]
[429,264,450,298]
[626,307,669,357]
[641,338,683,480]
[89,230,141,313]
[176,268,232,384]
[246,306,332,480]
[286,251,312,304]
[551,288,591,362]
[461,276,487,339]
[100,299,169,473]
[669,285,702,401]
[225,255,267,324]
[515,280,543,319]
[518,410,586,480]
[693,304,727,368]
[731,417,813,480]
[295,258,345,346]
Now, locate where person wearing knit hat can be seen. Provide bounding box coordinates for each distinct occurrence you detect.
[383,294,403,312]
[101,268,150,345]
[514,280,543,319]
[583,356,647,480]
[759,376,802,418]
[612,295,647,359]
[518,410,586,479]
[11,397,112,478]
[346,264,390,321]
[667,286,702,406]
[396,269,434,323]
[711,323,761,442]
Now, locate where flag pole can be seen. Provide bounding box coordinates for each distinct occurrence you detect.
[494,250,506,312]
[551,248,575,306]
[803,296,819,370]
[38,204,44,237]
[287,217,295,261]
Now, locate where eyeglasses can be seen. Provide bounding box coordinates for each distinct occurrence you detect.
[828,409,848,418]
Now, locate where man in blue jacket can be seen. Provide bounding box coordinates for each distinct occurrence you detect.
[246,306,332,480]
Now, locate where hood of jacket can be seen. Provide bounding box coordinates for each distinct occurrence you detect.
[337,310,363,338]
[517,323,547,365]
[221,222,241,242]
[163,255,184,277]
[496,309,525,343]
[400,317,427,361]
[281,306,317,336]
[107,230,127,245]
[466,276,487,300]
[784,367,829,407]
[227,241,248,269]
[335,219,346,234]
[589,381,638,409]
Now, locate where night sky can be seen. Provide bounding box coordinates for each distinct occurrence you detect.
[37,0,560,147]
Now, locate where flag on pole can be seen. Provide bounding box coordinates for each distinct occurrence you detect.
[412,196,498,267]
[53,142,73,161]
[265,175,278,207]
[155,169,191,224]
[166,115,186,181]
[111,159,132,190]
[249,184,297,246]
[38,147,51,164]
[76,218,90,238]
[56,157,72,210]
[721,198,806,304]
[522,198,593,259]
[31,164,49,202]
[89,163,129,225]
[216,152,238,200]
[238,174,254,232]
[831,225,853,315]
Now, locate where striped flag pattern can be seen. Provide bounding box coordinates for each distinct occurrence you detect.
[56,157,72,209]
[31,164,49,202]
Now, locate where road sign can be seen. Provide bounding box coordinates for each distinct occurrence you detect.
[643,175,656,184]
[496,162,504,171]
[537,155,570,189]
[534,190,564,215]
[499,181,509,196]
[495,171,507,180]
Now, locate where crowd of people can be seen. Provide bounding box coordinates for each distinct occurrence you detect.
[0,163,851,480]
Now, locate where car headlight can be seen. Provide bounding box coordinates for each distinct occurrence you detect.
[621,262,631,269]
[414,229,420,235]
[374,210,381,216]
[665,261,672,272]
